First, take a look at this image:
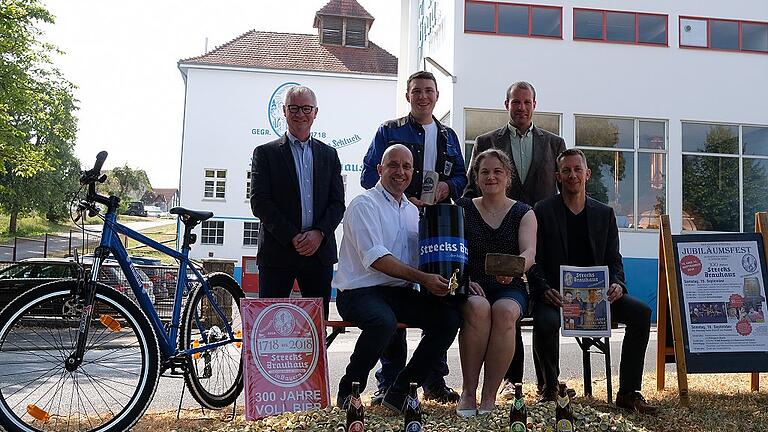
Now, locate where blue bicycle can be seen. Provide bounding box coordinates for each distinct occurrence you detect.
[0,152,245,432]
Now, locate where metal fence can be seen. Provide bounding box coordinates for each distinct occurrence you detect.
[0,261,199,323]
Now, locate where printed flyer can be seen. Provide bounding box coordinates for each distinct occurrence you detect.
[677,240,768,353]
[560,265,611,337]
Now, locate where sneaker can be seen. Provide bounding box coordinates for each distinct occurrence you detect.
[423,385,460,403]
[382,388,408,414]
[498,381,516,400]
[538,388,557,403]
[616,391,658,415]
[371,387,387,406]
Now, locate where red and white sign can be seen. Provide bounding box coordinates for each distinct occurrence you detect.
[241,298,330,420]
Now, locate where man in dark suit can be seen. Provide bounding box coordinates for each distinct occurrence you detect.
[250,85,345,318]
[530,148,656,413]
[463,81,565,396]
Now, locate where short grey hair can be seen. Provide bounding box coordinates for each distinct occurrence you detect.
[284,85,317,106]
[506,81,537,101]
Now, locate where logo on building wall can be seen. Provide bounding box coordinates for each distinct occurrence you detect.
[268,82,300,136]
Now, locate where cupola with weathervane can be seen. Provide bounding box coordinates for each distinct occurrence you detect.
[314,0,374,48]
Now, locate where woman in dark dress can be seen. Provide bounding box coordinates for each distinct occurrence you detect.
[455,149,537,416]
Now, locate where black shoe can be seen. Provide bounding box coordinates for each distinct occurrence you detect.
[336,393,351,410]
[424,385,460,403]
[616,391,658,415]
[371,387,388,406]
[538,388,557,403]
[382,388,408,414]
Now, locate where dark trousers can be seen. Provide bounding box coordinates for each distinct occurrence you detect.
[336,286,461,399]
[258,257,333,318]
[376,329,449,392]
[532,294,651,395]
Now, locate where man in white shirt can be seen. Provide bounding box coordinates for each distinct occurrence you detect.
[334,144,462,413]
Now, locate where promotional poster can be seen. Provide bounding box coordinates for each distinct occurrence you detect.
[241,298,330,420]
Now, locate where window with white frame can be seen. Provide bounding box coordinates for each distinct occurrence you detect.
[243,221,259,246]
[201,221,224,245]
[204,169,226,199]
[464,108,561,162]
[245,168,252,200]
[682,122,768,232]
[575,116,667,230]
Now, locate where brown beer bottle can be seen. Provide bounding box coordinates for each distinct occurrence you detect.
[509,383,528,432]
[555,382,574,432]
[403,383,423,432]
[345,382,364,432]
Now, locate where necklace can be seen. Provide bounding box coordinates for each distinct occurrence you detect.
[478,199,510,217]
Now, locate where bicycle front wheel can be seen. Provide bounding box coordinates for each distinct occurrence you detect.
[180,272,244,409]
[0,281,160,432]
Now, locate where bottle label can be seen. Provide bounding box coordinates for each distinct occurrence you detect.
[406,396,420,410]
[556,419,574,432]
[406,421,423,432]
[557,396,569,408]
[510,421,527,432]
[348,420,364,432]
[513,397,525,410]
[350,397,362,409]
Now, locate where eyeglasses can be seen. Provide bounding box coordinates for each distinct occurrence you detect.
[286,104,316,114]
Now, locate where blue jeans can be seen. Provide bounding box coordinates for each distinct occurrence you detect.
[335,286,461,399]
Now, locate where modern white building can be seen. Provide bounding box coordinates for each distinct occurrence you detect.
[177,0,397,288]
[399,0,768,317]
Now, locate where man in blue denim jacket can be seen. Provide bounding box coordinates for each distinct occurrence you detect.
[360,71,467,404]
[361,71,467,206]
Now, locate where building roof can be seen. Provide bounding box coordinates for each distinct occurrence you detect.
[315,0,374,21]
[153,188,178,201]
[179,31,397,76]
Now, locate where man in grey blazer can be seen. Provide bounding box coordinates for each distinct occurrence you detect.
[463,81,565,398]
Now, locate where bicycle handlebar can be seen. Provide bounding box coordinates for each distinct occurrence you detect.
[79,151,119,211]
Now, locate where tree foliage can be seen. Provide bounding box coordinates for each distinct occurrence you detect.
[105,164,152,205]
[0,0,80,233]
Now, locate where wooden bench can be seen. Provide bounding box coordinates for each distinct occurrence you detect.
[325,318,618,402]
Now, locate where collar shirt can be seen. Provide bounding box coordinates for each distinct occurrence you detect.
[422,121,438,175]
[333,182,420,291]
[507,122,534,182]
[287,131,314,231]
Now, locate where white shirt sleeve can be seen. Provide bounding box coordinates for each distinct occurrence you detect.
[346,198,392,269]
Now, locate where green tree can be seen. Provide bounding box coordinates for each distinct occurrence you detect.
[0,0,79,233]
[105,164,152,208]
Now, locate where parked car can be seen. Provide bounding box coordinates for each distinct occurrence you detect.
[144,205,164,218]
[124,201,147,217]
[0,258,156,312]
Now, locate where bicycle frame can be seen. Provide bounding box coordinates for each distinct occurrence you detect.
[87,211,238,360]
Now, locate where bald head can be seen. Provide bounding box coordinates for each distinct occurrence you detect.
[377,144,414,201]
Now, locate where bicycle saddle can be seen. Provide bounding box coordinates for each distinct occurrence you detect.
[170,207,214,225]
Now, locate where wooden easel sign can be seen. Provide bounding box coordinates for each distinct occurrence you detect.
[656,213,768,406]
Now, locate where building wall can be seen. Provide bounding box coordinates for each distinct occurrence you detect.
[179,66,397,264]
[404,0,768,318]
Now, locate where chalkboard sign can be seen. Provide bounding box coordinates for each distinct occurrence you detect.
[671,233,768,373]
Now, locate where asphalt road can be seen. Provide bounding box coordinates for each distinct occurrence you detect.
[144,303,662,414]
[0,220,176,261]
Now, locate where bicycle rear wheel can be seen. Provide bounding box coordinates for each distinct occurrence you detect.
[180,272,244,409]
[0,281,160,432]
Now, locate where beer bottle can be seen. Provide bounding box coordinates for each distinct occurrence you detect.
[555,382,574,432]
[403,382,422,432]
[345,382,364,432]
[509,383,528,432]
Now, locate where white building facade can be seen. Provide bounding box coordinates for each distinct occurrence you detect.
[399,0,768,317]
[177,1,397,287]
